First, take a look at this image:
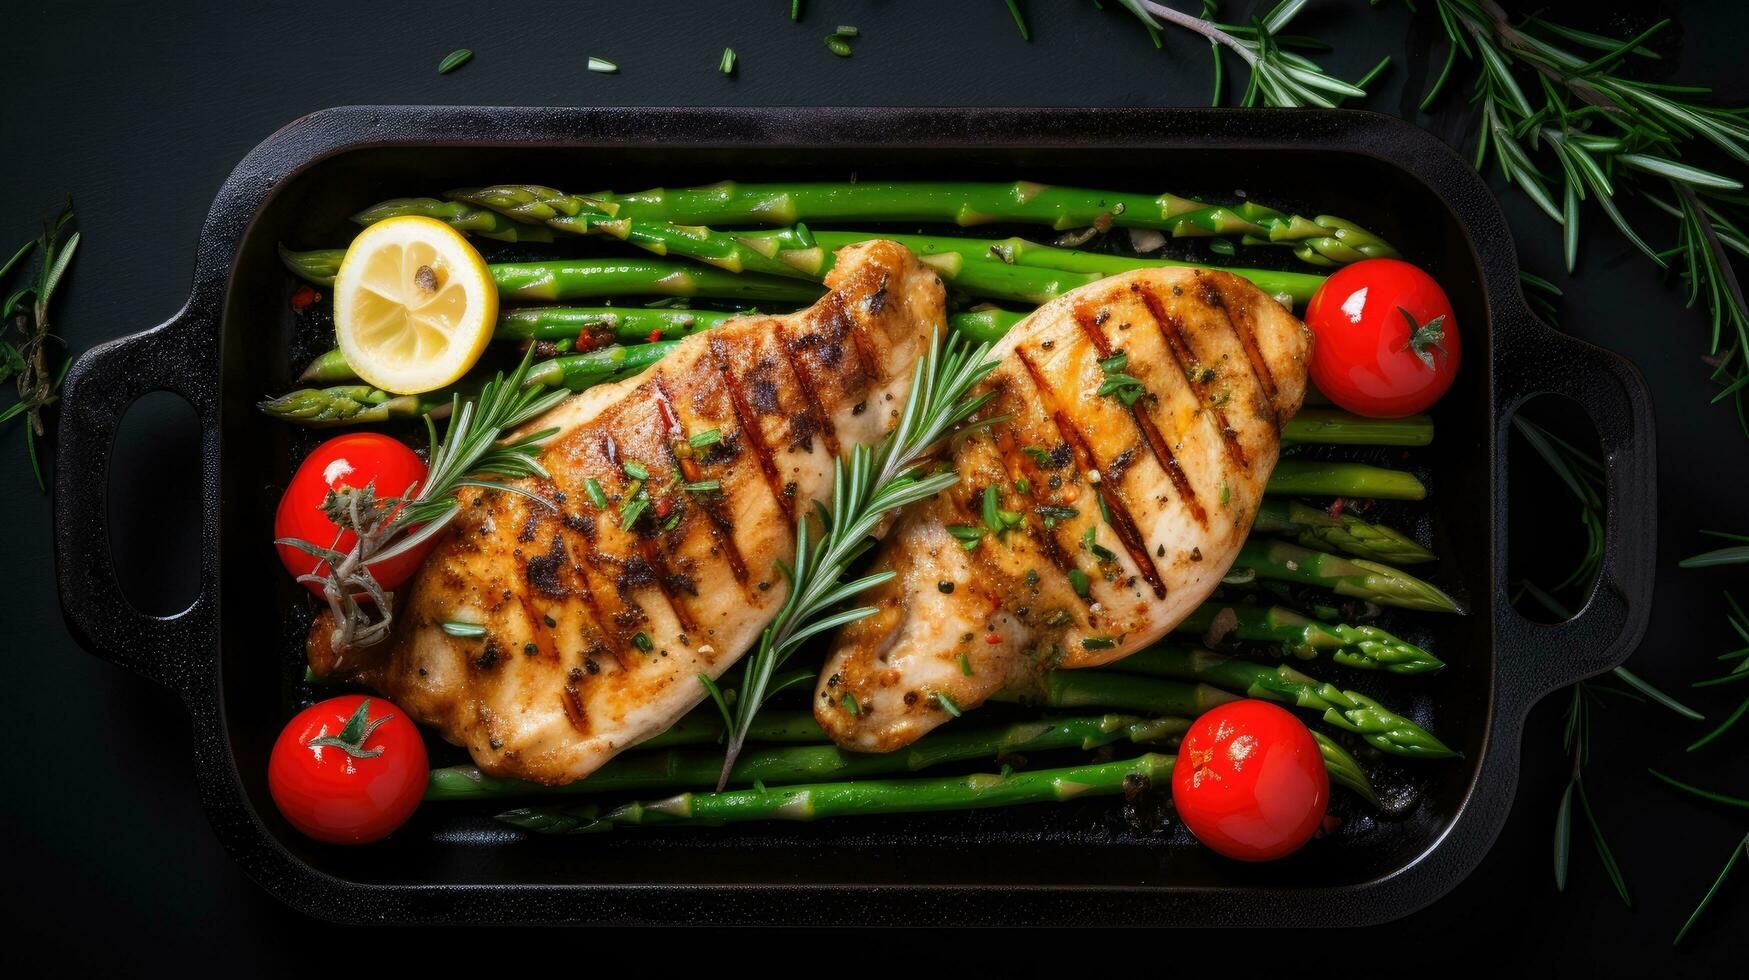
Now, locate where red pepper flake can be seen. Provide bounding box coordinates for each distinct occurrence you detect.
[1327,497,1346,520]
[574,330,608,353]
[653,497,673,519]
[647,328,664,343]
[290,286,320,311]
[984,631,1002,645]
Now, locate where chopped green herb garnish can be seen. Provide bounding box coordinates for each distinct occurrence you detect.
[437,49,473,74]
[1067,568,1090,598]
[1082,527,1116,562]
[440,621,486,638]
[688,428,721,448]
[959,652,974,676]
[718,47,737,75]
[1081,636,1117,650]
[587,56,619,74]
[1096,348,1146,406]
[584,477,608,508]
[1047,609,1072,626]
[1097,493,1113,526]
[836,24,859,37]
[1024,568,1040,587]
[622,459,651,481]
[935,691,962,717]
[683,480,721,493]
[790,0,801,21]
[619,487,650,528]
[1220,480,1231,505]
[633,631,653,651]
[825,34,852,57]
[662,509,682,531]
[1022,446,1053,467]
[946,525,986,550]
[1015,477,1030,494]
[981,485,1025,540]
[1035,504,1078,528]
[841,693,860,715]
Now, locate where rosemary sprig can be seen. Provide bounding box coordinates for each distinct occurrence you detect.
[1113,1,1386,108]
[709,330,999,787]
[1511,415,1706,906]
[1404,0,1749,433]
[278,347,568,653]
[1,200,78,492]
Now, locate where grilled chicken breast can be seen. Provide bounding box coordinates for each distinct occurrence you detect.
[814,267,1311,752]
[308,240,944,784]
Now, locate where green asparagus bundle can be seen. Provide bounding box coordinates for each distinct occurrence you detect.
[1105,647,1455,759]
[429,713,1188,802]
[1254,498,1437,565]
[424,181,1398,267]
[1234,539,1460,613]
[1176,602,1444,674]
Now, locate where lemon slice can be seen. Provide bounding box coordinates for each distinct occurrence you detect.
[333,216,496,394]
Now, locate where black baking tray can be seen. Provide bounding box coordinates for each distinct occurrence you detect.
[52,106,1656,926]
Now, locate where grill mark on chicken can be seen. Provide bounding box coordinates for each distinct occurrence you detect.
[711,336,796,525]
[560,684,589,735]
[990,431,1084,597]
[654,375,753,593]
[636,538,699,636]
[1201,272,1280,428]
[1012,346,1168,599]
[1067,300,1208,531]
[831,274,884,383]
[546,515,630,670]
[1135,285,1250,470]
[770,318,842,457]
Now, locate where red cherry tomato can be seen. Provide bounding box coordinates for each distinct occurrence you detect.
[268,695,429,844]
[275,433,431,595]
[1303,258,1460,417]
[1172,699,1328,862]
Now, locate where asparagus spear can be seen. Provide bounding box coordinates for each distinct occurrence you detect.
[297,307,751,384]
[351,197,555,243]
[732,228,1327,304]
[1107,647,1456,759]
[1266,459,1427,500]
[429,713,1188,801]
[1174,602,1444,674]
[995,670,1241,717]
[449,181,1396,267]
[1254,498,1437,566]
[542,753,1182,828]
[1234,539,1460,613]
[259,344,678,425]
[1312,730,1383,809]
[278,246,823,303]
[1281,409,1433,447]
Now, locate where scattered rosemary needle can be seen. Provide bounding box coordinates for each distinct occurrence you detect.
[587,57,618,74]
[437,49,472,74]
[718,47,737,75]
[440,621,487,638]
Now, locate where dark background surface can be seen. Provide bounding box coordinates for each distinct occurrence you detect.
[1,0,1743,972]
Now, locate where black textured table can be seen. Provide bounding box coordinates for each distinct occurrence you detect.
[3,1,1743,970]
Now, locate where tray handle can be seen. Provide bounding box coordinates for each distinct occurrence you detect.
[1494,297,1657,704]
[54,304,219,691]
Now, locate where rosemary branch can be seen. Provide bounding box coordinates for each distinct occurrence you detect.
[1,200,78,491]
[709,329,1000,787]
[277,348,569,653]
